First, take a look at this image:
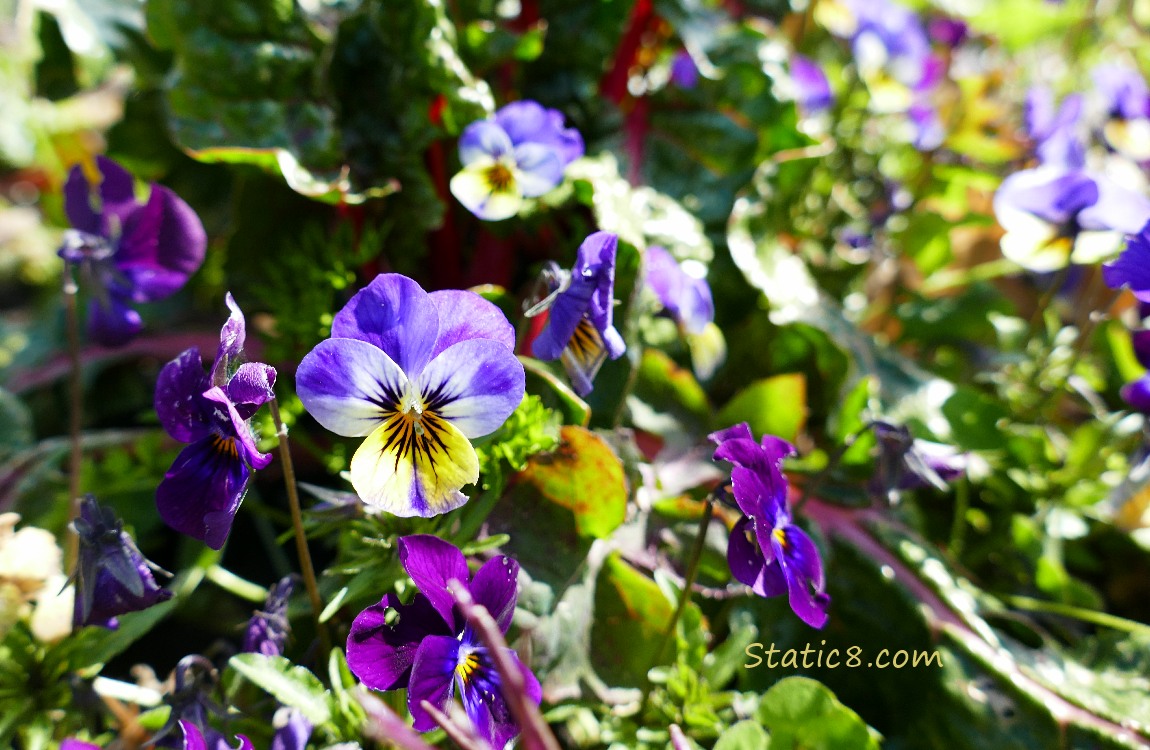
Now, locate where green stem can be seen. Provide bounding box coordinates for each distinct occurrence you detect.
[63,273,83,572]
[1007,595,1150,637]
[269,398,331,657]
[655,496,714,666]
[948,475,970,558]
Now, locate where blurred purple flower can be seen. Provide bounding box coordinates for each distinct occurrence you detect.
[1024,88,1085,167]
[59,156,206,347]
[270,709,312,750]
[791,54,834,115]
[61,742,101,750]
[530,231,626,396]
[1093,64,1150,160]
[180,720,253,750]
[644,246,714,335]
[296,274,524,517]
[846,0,932,90]
[154,294,276,549]
[710,424,830,629]
[346,535,541,749]
[1103,221,1150,301]
[72,496,172,630]
[243,576,294,656]
[928,17,967,48]
[670,49,699,89]
[450,100,584,220]
[869,421,967,503]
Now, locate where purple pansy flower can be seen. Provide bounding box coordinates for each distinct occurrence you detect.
[644,246,714,335]
[243,575,294,656]
[59,156,206,347]
[1093,64,1150,161]
[1103,221,1150,301]
[670,49,699,89]
[843,0,932,99]
[791,54,834,115]
[710,424,830,629]
[72,496,172,630]
[1024,88,1085,167]
[346,535,541,749]
[529,231,626,396]
[450,100,584,221]
[62,742,102,750]
[154,294,276,549]
[269,709,312,750]
[928,17,967,48]
[869,421,967,503]
[296,274,524,517]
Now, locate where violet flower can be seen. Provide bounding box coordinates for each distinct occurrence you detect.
[72,496,172,630]
[154,294,276,549]
[61,742,101,750]
[243,575,294,656]
[644,246,713,336]
[529,231,626,396]
[59,156,206,347]
[450,100,584,221]
[296,274,524,516]
[843,0,932,106]
[670,49,699,89]
[869,421,967,503]
[709,424,830,629]
[928,17,967,48]
[346,535,541,749]
[791,54,834,116]
[1024,88,1085,167]
[1093,64,1150,161]
[181,720,252,750]
[1102,221,1150,301]
[269,709,312,750]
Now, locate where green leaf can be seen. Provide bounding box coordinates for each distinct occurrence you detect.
[590,553,680,687]
[228,654,333,725]
[758,677,879,750]
[718,373,808,442]
[522,357,591,427]
[714,720,771,750]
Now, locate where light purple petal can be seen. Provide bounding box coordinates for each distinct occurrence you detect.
[155,348,212,443]
[645,246,685,315]
[296,338,406,437]
[466,556,519,634]
[408,635,461,732]
[494,100,584,166]
[331,274,440,376]
[156,436,250,550]
[792,54,833,113]
[417,339,525,438]
[513,143,564,198]
[211,293,246,384]
[727,516,787,597]
[346,593,453,691]
[87,295,143,348]
[428,289,516,358]
[1078,178,1150,234]
[227,362,277,419]
[459,120,514,165]
[1093,63,1150,120]
[398,534,469,633]
[670,49,699,89]
[1103,226,1150,301]
[202,387,272,471]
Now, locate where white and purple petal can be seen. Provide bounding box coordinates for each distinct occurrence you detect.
[494,100,584,166]
[450,161,524,221]
[428,289,516,357]
[512,143,564,198]
[418,339,525,438]
[458,120,515,165]
[330,274,440,376]
[296,338,406,437]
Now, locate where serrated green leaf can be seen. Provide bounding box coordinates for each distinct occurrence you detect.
[228,654,332,725]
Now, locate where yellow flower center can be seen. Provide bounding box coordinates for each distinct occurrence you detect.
[456,651,481,683]
[484,162,515,192]
[772,527,788,550]
[210,434,239,458]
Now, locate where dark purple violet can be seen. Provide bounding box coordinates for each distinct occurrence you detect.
[869,421,967,503]
[243,575,294,656]
[1103,221,1150,302]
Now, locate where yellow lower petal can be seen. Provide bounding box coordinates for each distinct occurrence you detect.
[349,411,479,517]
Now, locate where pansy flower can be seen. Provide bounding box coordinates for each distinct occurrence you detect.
[450,100,584,221]
[1024,87,1085,168]
[347,535,540,749]
[529,231,626,396]
[670,50,699,89]
[644,245,725,379]
[72,496,172,630]
[60,156,206,347]
[296,274,524,517]
[154,294,276,549]
[710,424,830,629]
[180,720,252,750]
[1093,64,1150,161]
[790,54,834,116]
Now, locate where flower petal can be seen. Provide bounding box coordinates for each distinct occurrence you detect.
[227,363,277,419]
[1078,177,1150,234]
[87,295,143,348]
[156,436,251,549]
[459,649,542,750]
[494,100,584,166]
[774,524,830,629]
[727,516,786,597]
[296,338,406,437]
[347,593,453,691]
[408,635,462,732]
[450,162,523,221]
[459,120,514,165]
[512,143,564,198]
[155,348,212,443]
[398,534,469,632]
[418,339,525,438]
[63,165,100,235]
[466,556,520,634]
[349,416,477,517]
[211,293,246,385]
[428,289,516,358]
[1122,376,1150,412]
[1103,225,1150,302]
[331,274,439,376]
[117,185,206,302]
[202,387,271,471]
[180,720,209,750]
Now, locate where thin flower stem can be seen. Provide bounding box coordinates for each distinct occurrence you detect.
[268,398,330,657]
[947,475,970,558]
[63,274,83,571]
[655,495,714,666]
[1007,595,1150,638]
[451,584,562,750]
[419,700,495,750]
[356,690,440,750]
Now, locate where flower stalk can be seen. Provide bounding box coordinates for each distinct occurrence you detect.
[655,494,714,666]
[63,272,83,571]
[269,398,330,657]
